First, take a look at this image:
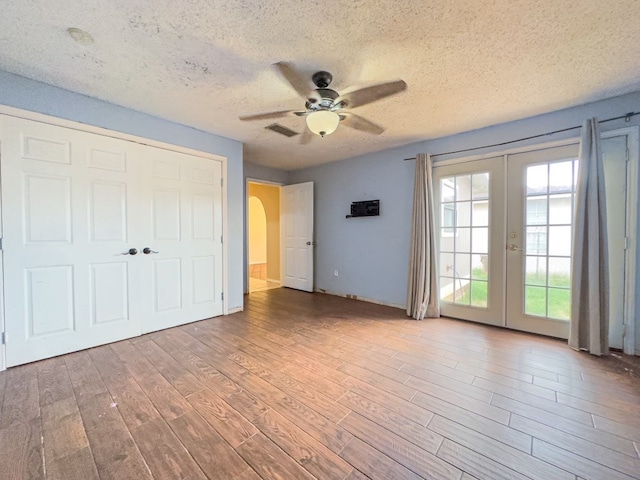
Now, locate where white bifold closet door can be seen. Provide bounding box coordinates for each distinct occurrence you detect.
[0,115,223,367]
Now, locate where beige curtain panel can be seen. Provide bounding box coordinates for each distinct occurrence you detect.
[570,118,609,355]
[407,153,440,320]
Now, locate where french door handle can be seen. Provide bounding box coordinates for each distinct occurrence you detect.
[508,244,523,252]
[121,248,138,255]
[143,247,159,254]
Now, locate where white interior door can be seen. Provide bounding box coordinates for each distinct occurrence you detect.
[140,146,223,333]
[434,156,506,326]
[0,117,143,366]
[0,115,225,367]
[281,182,314,292]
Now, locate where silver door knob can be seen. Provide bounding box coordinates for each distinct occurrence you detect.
[508,244,523,251]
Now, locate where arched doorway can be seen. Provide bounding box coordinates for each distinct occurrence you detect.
[248,188,281,292]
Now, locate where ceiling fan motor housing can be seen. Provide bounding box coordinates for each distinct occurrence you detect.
[312,71,333,88]
[306,88,339,111]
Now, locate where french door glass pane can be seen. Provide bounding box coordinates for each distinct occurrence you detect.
[439,173,490,308]
[523,159,576,320]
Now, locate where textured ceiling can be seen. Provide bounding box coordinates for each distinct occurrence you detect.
[1,1,640,170]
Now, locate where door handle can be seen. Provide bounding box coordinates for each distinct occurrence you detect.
[306,241,316,246]
[508,244,523,252]
[143,247,159,254]
[121,248,138,255]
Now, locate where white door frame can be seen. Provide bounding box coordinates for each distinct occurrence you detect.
[0,105,230,371]
[434,126,638,354]
[245,177,283,294]
[601,126,639,355]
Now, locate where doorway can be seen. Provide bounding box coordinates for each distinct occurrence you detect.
[434,129,637,350]
[247,181,282,292]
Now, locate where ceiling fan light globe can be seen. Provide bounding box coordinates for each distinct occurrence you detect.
[306,110,340,137]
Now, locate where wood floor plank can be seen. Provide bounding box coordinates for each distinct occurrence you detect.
[222,356,355,454]
[236,432,317,480]
[64,351,109,404]
[89,346,162,430]
[130,417,208,480]
[403,369,494,403]
[1,364,40,428]
[78,391,153,480]
[436,439,531,480]
[0,371,7,415]
[592,414,640,444]
[341,375,435,427]
[338,363,416,401]
[510,414,640,476]
[344,468,371,480]
[134,339,206,397]
[339,412,462,479]
[45,447,99,480]
[532,439,637,480]
[111,341,193,421]
[338,390,439,449]
[41,396,90,464]
[279,362,348,400]
[185,389,258,448]
[427,415,574,480]
[0,419,44,480]
[229,349,351,423]
[472,375,557,402]
[557,391,640,428]
[169,410,253,479]
[152,331,270,422]
[534,374,640,408]
[338,437,425,480]
[410,386,510,426]
[252,408,354,479]
[396,352,473,382]
[37,357,74,406]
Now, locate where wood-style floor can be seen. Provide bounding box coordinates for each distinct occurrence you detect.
[1,288,639,480]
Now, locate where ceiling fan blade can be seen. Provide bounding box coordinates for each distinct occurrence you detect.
[273,62,319,101]
[300,127,313,144]
[338,80,407,109]
[239,110,295,121]
[340,113,385,135]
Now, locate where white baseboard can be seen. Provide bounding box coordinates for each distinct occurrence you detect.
[227,306,244,314]
[314,288,405,310]
[266,278,281,284]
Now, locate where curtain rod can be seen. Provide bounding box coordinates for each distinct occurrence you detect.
[403,111,640,161]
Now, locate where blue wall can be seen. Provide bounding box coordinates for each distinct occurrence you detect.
[290,91,640,327]
[0,70,245,311]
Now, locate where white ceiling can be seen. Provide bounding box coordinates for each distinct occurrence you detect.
[1,1,640,170]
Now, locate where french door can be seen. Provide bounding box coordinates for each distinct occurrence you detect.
[435,137,631,340]
[505,144,579,337]
[434,156,506,326]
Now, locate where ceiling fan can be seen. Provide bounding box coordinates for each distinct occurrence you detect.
[239,62,407,142]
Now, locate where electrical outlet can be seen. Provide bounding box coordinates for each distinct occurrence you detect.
[333,270,339,277]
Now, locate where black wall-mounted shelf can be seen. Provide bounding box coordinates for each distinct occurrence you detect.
[346,200,380,218]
